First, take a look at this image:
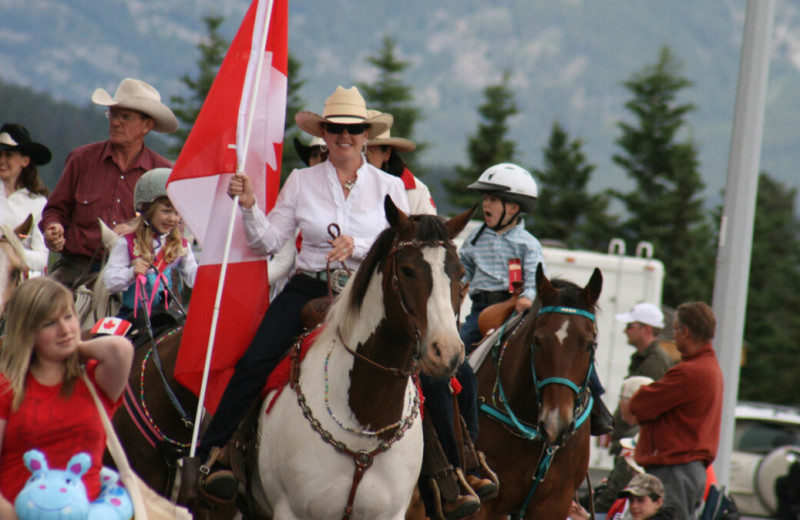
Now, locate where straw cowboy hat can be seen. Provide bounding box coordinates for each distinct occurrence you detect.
[365,110,416,153]
[91,78,178,133]
[0,123,52,165]
[295,86,392,139]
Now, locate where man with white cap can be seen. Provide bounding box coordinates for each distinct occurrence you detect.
[610,304,674,446]
[41,78,178,289]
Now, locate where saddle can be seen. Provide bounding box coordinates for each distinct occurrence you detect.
[477,281,523,338]
[300,262,351,330]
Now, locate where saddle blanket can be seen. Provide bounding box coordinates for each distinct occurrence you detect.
[262,325,325,414]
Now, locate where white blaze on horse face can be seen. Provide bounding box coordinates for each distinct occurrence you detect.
[555,320,570,344]
[420,247,465,377]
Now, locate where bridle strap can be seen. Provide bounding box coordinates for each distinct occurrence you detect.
[538,305,595,322]
[338,329,412,378]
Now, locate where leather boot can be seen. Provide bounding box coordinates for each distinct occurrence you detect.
[590,397,615,436]
[197,447,238,504]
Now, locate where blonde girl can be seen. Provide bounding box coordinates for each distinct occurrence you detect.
[0,277,133,518]
[103,168,197,319]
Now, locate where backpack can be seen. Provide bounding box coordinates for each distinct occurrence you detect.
[699,485,739,520]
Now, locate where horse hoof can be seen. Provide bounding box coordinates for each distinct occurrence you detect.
[199,468,238,503]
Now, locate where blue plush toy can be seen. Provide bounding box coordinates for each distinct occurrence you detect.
[15,450,133,520]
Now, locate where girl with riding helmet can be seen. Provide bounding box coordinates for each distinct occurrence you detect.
[102,168,197,320]
[196,86,409,502]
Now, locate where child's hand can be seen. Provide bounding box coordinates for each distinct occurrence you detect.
[132,258,150,277]
[515,296,533,313]
[0,496,18,520]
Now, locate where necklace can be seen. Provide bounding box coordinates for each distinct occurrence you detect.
[342,179,356,191]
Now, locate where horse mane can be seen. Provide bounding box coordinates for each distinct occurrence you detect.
[0,224,28,270]
[323,214,452,341]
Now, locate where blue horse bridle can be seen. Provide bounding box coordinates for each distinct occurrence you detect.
[479,304,597,519]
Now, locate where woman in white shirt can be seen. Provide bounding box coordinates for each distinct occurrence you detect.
[197,86,410,502]
[0,123,52,276]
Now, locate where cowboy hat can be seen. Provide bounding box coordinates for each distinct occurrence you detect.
[293,136,326,166]
[295,86,392,139]
[91,78,178,133]
[0,123,52,165]
[366,110,416,152]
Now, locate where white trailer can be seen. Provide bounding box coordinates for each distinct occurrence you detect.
[455,221,665,470]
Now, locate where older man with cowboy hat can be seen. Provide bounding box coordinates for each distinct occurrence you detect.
[40,78,178,289]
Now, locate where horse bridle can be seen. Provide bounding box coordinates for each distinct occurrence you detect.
[339,237,453,378]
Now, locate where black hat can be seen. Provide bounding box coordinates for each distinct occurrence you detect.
[0,123,52,165]
[292,136,326,167]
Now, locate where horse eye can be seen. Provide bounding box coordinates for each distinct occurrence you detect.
[400,265,415,278]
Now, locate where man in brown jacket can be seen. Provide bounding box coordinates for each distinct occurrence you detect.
[629,302,723,520]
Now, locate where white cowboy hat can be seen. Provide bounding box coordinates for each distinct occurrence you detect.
[365,110,416,153]
[91,78,178,134]
[295,86,392,139]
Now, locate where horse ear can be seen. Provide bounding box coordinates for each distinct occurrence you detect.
[579,267,603,306]
[536,263,557,305]
[14,214,34,239]
[98,218,119,250]
[384,195,411,230]
[444,204,478,239]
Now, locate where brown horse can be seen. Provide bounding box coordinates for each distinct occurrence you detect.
[473,264,602,519]
[109,326,237,519]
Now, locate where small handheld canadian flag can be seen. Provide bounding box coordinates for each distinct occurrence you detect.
[91,317,132,337]
[508,258,522,292]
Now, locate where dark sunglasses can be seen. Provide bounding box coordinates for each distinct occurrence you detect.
[324,122,370,135]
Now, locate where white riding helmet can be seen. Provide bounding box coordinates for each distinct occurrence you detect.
[134,168,171,212]
[468,163,538,213]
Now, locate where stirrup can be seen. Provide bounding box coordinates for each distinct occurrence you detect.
[197,447,239,504]
[429,468,481,520]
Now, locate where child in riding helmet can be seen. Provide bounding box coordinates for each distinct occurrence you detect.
[460,163,614,436]
[459,162,545,349]
[103,168,197,320]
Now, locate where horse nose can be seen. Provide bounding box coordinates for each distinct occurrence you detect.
[539,407,573,446]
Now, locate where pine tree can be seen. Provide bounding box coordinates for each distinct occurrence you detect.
[611,47,715,306]
[738,174,800,405]
[531,121,615,250]
[357,36,425,169]
[168,14,229,157]
[281,53,307,182]
[444,72,518,212]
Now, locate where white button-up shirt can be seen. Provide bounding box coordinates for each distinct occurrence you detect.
[241,159,409,273]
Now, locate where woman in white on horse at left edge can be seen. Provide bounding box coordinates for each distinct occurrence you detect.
[194,86,410,501]
[0,123,52,277]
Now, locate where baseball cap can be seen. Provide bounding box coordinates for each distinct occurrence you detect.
[615,303,665,329]
[619,473,665,499]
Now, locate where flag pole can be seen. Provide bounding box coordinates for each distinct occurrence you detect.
[189,0,276,457]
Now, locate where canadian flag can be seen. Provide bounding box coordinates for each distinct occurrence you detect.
[167,0,287,415]
[91,317,132,337]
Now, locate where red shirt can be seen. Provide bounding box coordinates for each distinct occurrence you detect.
[0,360,122,502]
[40,140,172,258]
[629,343,723,468]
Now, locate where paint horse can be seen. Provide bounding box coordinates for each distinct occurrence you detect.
[474,265,602,519]
[250,197,472,520]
